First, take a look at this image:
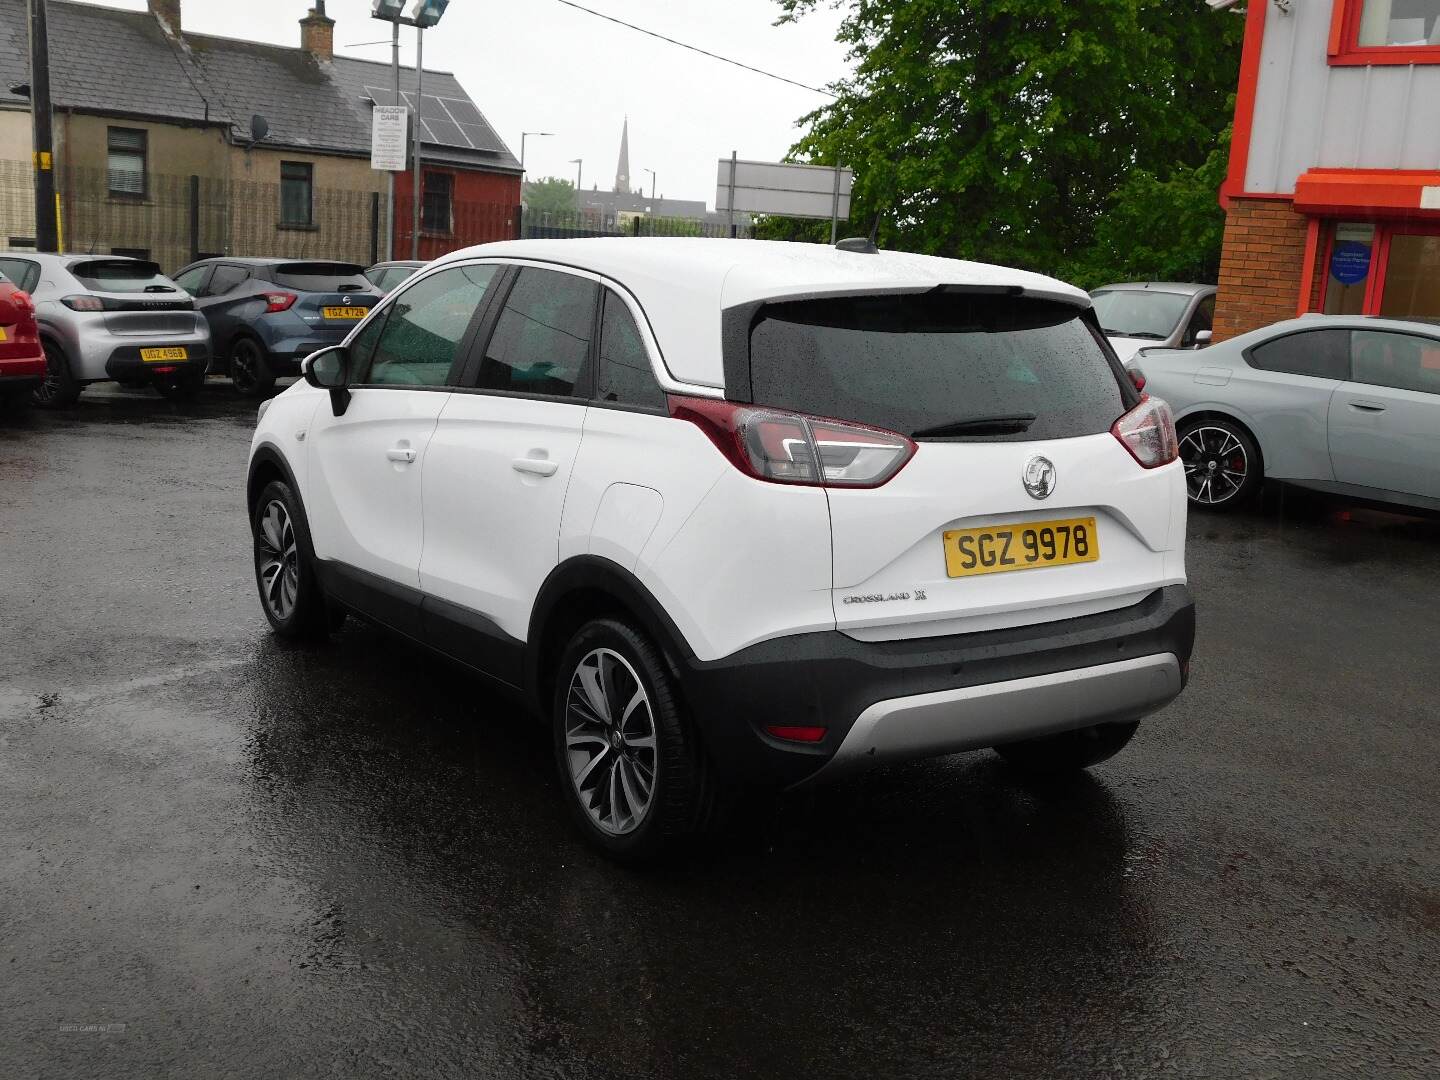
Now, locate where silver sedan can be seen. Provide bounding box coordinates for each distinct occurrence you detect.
[1131,315,1440,513]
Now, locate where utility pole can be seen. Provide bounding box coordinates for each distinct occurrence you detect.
[386,17,398,261]
[28,0,58,252]
[410,27,423,259]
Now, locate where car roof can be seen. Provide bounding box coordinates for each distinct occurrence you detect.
[1091,282,1215,295]
[435,238,1091,388]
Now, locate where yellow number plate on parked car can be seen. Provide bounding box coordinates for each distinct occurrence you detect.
[323,307,367,319]
[943,516,1100,578]
[140,347,188,362]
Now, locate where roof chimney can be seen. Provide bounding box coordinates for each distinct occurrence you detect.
[300,1,335,62]
[148,0,181,37]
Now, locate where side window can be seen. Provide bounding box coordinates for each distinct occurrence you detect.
[362,264,497,387]
[346,306,391,376]
[172,266,209,294]
[1182,295,1215,347]
[1350,330,1440,396]
[477,268,598,398]
[205,265,249,296]
[597,290,665,409]
[1246,330,1350,381]
[0,258,40,292]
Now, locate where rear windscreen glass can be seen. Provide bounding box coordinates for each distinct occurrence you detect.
[266,263,369,292]
[69,260,175,293]
[745,292,1128,442]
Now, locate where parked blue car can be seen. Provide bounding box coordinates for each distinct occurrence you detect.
[171,258,381,397]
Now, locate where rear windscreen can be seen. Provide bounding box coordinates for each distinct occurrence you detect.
[69,260,175,293]
[265,262,368,292]
[745,292,1129,441]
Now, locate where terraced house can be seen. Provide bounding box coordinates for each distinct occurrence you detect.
[0,0,521,272]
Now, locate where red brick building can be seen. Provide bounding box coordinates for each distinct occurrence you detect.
[1214,0,1440,341]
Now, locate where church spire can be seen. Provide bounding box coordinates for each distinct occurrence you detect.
[614,117,630,194]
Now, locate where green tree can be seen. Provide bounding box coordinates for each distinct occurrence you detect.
[523,177,577,215]
[771,0,1243,284]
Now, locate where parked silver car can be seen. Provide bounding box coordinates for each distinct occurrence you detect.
[1132,315,1440,512]
[1091,282,1216,364]
[0,252,211,406]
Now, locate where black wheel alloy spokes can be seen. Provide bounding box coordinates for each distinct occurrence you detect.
[1181,426,1248,505]
[256,499,298,620]
[564,648,658,836]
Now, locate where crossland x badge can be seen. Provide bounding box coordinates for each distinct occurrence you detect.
[1022,456,1056,500]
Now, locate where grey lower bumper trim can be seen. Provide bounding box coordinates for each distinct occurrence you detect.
[811,653,1182,781]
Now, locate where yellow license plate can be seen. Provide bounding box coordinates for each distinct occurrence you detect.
[944,516,1099,578]
[140,347,188,362]
[0,327,7,341]
[323,306,367,319]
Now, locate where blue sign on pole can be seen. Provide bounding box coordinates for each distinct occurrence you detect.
[1330,241,1371,286]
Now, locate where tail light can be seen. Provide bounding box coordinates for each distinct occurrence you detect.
[262,292,298,313]
[1111,395,1178,468]
[1127,366,1146,392]
[668,395,916,489]
[61,294,104,312]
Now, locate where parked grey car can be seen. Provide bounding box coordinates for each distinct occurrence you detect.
[364,260,424,293]
[1132,315,1440,512]
[0,252,210,406]
[1091,282,1216,364]
[171,258,380,397]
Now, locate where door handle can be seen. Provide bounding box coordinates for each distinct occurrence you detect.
[512,457,559,477]
[386,447,417,463]
[1348,401,1386,413]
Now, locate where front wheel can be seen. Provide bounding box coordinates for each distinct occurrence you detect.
[230,338,277,399]
[251,480,332,639]
[994,721,1139,775]
[1178,418,1262,511]
[552,618,713,863]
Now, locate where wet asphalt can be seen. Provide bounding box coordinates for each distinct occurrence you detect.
[1,384,1437,1079]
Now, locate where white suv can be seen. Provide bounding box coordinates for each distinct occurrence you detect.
[247,238,1195,861]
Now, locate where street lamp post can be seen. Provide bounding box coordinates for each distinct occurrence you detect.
[642,168,656,202]
[570,158,582,193]
[520,131,553,176]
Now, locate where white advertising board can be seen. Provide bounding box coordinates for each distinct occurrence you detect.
[715,159,853,220]
[371,106,409,172]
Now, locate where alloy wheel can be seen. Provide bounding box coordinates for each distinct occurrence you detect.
[1180,425,1249,506]
[232,342,259,393]
[564,648,658,836]
[256,499,299,621]
[34,346,65,405]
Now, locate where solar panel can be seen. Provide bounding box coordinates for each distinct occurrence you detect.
[363,86,504,153]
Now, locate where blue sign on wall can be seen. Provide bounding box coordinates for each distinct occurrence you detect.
[1330,241,1371,286]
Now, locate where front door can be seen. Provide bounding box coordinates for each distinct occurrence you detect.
[304,264,499,630]
[419,265,599,675]
[1328,328,1440,499]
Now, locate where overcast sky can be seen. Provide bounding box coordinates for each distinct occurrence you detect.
[92,0,851,209]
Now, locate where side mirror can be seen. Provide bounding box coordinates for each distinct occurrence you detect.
[1194,329,1213,349]
[303,346,351,416]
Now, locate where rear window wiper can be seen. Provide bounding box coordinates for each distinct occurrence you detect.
[912,413,1037,438]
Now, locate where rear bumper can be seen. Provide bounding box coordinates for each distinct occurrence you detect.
[679,584,1195,788]
[105,345,211,381]
[0,354,45,382]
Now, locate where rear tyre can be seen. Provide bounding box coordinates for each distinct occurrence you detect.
[994,721,1140,775]
[552,618,713,863]
[251,479,332,640]
[32,340,81,408]
[231,338,277,399]
[1178,418,1262,511]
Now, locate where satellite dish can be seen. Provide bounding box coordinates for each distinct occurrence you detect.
[250,114,270,144]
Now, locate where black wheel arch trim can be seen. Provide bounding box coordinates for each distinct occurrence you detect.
[525,555,699,713]
[246,442,302,518]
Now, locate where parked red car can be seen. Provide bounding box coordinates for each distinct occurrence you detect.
[0,273,43,408]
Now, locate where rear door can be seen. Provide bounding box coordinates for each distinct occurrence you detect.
[193,263,251,347]
[742,291,1182,640]
[1328,328,1440,499]
[304,264,498,632]
[265,262,378,335]
[419,264,598,671]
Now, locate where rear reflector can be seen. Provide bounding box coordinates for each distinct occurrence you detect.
[668,395,915,489]
[1111,395,1178,469]
[764,725,828,743]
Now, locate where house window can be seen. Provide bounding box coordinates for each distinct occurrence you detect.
[1330,0,1440,64]
[280,162,313,227]
[107,127,147,197]
[1323,223,1375,316]
[1315,222,1440,320]
[422,171,453,234]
